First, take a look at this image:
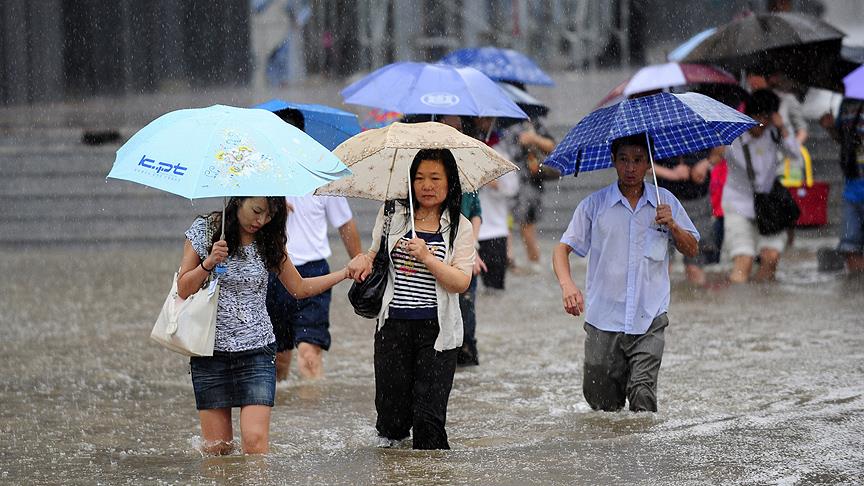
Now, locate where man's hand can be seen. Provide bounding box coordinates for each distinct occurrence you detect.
[819,112,835,130]
[690,159,711,184]
[655,204,676,229]
[561,281,585,317]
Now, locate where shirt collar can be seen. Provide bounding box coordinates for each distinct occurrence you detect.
[608,181,658,209]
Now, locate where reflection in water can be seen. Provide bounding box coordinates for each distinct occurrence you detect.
[1,243,862,484]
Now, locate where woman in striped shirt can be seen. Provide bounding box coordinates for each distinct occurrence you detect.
[348,148,476,449]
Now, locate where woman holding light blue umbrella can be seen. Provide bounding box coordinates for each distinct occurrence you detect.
[107,104,353,455]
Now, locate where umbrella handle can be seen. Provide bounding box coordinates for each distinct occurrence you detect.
[407,171,416,238]
[645,132,662,207]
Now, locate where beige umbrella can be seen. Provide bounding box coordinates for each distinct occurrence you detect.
[316,121,518,237]
[315,121,518,201]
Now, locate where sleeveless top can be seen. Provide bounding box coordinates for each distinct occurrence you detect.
[185,217,275,352]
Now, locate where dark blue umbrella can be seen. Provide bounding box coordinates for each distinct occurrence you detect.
[440,47,555,87]
[544,92,757,200]
[342,62,527,119]
[253,99,361,151]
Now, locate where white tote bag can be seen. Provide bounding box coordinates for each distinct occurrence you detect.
[150,270,219,356]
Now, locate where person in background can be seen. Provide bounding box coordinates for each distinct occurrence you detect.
[266,108,362,381]
[498,116,557,273]
[181,197,350,455]
[347,149,475,449]
[552,133,698,412]
[652,147,724,286]
[722,90,800,283]
[820,96,864,274]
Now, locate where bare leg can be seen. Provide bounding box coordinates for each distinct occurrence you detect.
[846,253,864,273]
[521,223,541,263]
[239,405,271,454]
[275,350,292,382]
[199,408,234,455]
[296,342,324,379]
[729,255,753,284]
[754,248,780,282]
[685,264,706,286]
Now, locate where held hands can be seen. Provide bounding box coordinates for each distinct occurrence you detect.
[561,281,585,316]
[655,204,675,229]
[204,240,228,269]
[347,253,373,282]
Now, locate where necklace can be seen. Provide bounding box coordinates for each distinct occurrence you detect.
[415,212,434,222]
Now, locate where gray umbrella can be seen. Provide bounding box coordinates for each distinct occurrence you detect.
[681,12,850,91]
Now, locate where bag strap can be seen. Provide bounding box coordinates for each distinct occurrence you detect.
[377,200,396,253]
[742,143,758,194]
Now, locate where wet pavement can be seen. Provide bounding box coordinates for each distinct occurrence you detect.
[1,233,862,485]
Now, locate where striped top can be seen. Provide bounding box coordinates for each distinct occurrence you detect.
[388,231,446,320]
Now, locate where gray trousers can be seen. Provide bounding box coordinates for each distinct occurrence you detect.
[583,313,668,412]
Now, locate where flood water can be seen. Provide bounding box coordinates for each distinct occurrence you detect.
[1,234,862,485]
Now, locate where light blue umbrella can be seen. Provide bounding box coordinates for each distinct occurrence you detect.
[439,46,555,87]
[341,62,528,119]
[544,92,757,202]
[253,99,361,150]
[108,104,351,200]
[667,28,717,62]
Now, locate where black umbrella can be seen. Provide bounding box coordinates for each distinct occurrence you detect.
[681,12,852,91]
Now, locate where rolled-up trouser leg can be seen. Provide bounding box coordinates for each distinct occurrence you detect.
[622,314,668,412]
[582,323,627,411]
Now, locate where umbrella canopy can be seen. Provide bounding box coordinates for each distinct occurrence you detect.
[667,28,718,62]
[360,108,402,131]
[252,99,361,150]
[439,46,555,87]
[844,65,864,100]
[597,62,737,107]
[107,105,351,199]
[315,121,518,201]
[497,82,549,119]
[544,92,758,176]
[680,12,849,91]
[341,62,528,119]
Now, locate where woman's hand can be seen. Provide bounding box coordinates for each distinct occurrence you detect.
[405,237,432,264]
[347,252,374,282]
[204,240,228,270]
[473,255,487,276]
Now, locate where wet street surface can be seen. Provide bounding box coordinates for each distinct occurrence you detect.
[1,235,862,485]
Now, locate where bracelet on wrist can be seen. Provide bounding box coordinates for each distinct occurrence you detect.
[200,261,214,272]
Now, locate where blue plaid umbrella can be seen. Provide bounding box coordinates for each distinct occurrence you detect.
[544,92,757,178]
[440,47,555,87]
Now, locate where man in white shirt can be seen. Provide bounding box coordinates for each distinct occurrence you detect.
[552,133,699,412]
[267,194,361,380]
[264,107,362,380]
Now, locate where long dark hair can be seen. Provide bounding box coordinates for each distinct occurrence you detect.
[205,196,288,272]
[397,149,462,248]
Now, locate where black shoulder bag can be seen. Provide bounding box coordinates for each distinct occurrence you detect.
[743,143,800,236]
[348,200,396,319]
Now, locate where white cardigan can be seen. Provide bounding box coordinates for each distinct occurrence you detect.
[368,203,476,351]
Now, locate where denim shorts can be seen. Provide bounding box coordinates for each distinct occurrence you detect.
[839,199,864,254]
[190,343,276,410]
[266,259,332,352]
